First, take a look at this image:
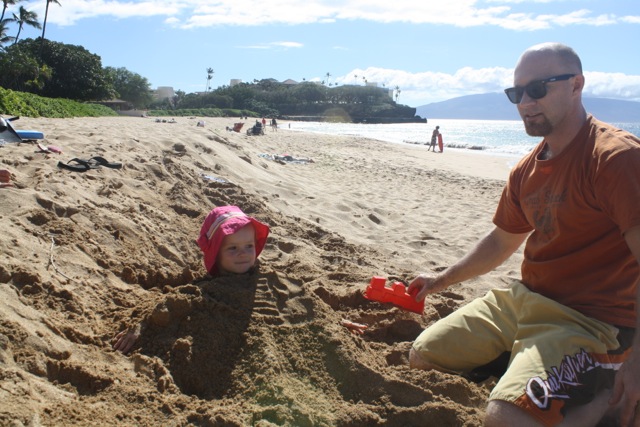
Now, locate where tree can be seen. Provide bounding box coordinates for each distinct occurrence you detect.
[11,5,40,44]
[18,38,114,100]
[325,72,331,86]
[171,89,185,109]
[0,19,14,48]
[394,85,401,102]
[0,0,22,23]
[104,66,152,108]
[0,42,50,91]
[40,0,60,58]
[205,67,214,92]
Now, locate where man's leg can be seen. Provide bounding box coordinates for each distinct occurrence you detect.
[485,284,630,427]
[485,390,611,427]
[409,347,443,371]
[410,287,518,376]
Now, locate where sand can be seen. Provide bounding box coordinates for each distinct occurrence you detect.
[0,116,525,426]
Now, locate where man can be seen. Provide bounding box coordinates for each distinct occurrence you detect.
[408,42,640,426]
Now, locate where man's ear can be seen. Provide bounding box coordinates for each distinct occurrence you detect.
[573,74,585,94]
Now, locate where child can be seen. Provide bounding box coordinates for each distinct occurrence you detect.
[112,205,270,353]
[197,205,270,276]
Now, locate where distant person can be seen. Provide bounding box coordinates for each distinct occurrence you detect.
[271,118,278,132]
[112,205,270,354]
[427,126,440,151]
[407,42,640,426]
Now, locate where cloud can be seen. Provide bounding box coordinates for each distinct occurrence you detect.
[20,0,640,31]
[238,41,303,50]
[334,67,640,105]
[23,0,183,26]
[584,72,640,100]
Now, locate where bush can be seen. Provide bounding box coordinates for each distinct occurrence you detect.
[0,87,117,117]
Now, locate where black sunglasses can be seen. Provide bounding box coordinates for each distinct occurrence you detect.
[504,74,576,104]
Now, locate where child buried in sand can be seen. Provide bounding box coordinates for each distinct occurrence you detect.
[111,205,270,354]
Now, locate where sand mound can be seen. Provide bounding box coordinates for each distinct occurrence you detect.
[0,116,520,426]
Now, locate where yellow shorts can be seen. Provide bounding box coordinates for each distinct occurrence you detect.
[412,281,633,426]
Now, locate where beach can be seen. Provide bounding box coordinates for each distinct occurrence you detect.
[0,116,524,426]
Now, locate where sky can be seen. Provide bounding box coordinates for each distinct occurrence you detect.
[6,0,640,107]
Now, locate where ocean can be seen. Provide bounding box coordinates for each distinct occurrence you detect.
[287,119,640,159]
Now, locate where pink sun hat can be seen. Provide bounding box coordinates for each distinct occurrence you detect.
[196,206,270,274]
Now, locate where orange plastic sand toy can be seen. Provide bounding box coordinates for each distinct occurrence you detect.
[364,276,424,314]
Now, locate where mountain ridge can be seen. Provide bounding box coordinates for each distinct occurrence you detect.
[416,93,640,122]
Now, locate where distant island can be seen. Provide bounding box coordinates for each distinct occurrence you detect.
[416,93,640,123]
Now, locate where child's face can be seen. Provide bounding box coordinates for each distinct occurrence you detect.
[217,224,257,274]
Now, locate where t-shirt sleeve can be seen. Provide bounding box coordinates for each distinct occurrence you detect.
[594,146,640,234]
[493,169,534,234]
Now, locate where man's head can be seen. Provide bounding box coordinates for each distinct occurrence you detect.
[197,206,270,275]
[506,42,585,137]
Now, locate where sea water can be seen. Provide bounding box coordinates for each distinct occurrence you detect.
[287,119,640,159]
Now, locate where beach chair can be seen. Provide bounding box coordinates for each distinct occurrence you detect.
[233,122,244,132]
[0,116,44,143]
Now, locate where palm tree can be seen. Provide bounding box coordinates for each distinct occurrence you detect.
[39,0,60,61]
[353,74,358,84]
[0,19,14,48]
[394,85,401,102]
[0,0,22,23]
[205,67,214,91]
[325,72,331,86]
[12,5,40,45]
[40,0,59,41]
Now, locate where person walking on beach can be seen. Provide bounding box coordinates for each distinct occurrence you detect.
[427,126,439,151]
[408,42,640,426]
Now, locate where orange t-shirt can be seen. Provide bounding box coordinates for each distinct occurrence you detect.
[494,116,640,327]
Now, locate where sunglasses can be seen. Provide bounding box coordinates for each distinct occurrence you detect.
[504,74,576,104]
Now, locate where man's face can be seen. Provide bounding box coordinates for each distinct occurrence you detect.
[513,52,577,137]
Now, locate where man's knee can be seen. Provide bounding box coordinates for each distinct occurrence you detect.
[409,347,437,370]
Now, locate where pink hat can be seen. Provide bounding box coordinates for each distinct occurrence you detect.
[196,206,270,274]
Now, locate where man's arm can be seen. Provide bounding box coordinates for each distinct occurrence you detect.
[409,226,529,300]
[610,225,640,426]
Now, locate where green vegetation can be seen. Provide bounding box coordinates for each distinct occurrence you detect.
[146,108,253,118]
[0,87,117,117]
[162,79,423,123]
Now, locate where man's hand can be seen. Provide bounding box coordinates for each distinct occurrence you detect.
[610,351,640,426]
[408,273,448,302]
